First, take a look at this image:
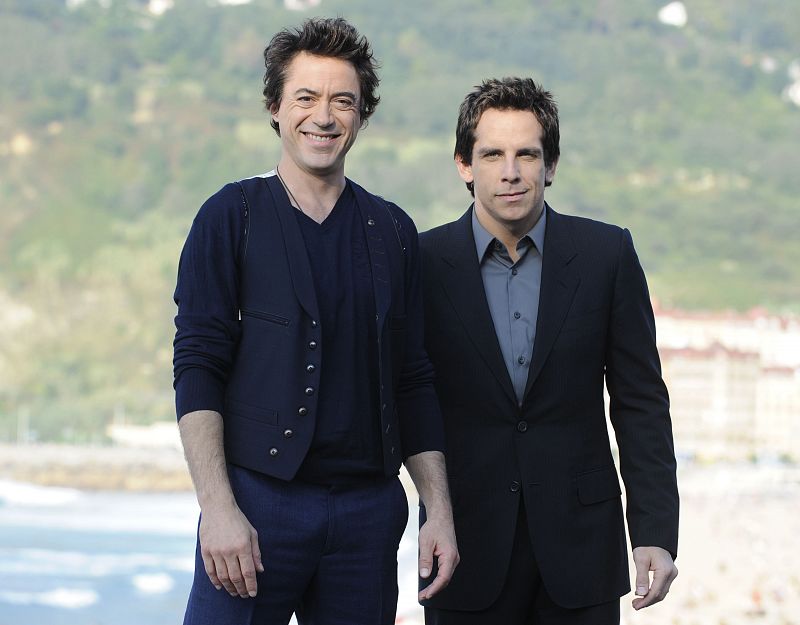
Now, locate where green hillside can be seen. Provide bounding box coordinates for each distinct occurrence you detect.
[1,0,799,441]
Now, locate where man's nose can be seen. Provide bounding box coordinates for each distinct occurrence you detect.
[312,101,335,127]
[501,158,521,182]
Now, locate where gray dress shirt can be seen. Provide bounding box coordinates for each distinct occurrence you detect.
[472,207,546,405]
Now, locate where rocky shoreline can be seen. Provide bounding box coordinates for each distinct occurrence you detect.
[0,443,193,491]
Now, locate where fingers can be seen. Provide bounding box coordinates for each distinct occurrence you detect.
[201,549,222,591]
[418,532,434,580]
[631,551,678,610]
[202,540,261,598]
[237,554,259,598]
[633,550,651,599]
[251,527,265,574]
[199,510,261,599]
[419,548,459,600]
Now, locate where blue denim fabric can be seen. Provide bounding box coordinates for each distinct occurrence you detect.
[184,464,409,625]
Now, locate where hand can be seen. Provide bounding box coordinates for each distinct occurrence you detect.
[631,546,678,610]
[199,503,264,598]
[418,512,460,601]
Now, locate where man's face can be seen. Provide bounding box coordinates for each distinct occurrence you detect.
[271,52,361,179]
[456,108,558,238]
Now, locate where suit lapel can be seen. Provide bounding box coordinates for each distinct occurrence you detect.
[264,175,321,322]
[523,205,580,399]
[438,208,517,405]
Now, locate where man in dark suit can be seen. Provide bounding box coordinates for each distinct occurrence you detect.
[420,78,678,624]
[173,18,457,625]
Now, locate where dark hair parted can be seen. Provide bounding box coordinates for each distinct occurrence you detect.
[262,17,380,135]
[454,78,560,194]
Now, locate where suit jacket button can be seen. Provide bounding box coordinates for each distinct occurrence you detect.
[517,420,528,433]
[510,481,521,493]
[298,406,308,416]
[269,447,279,457]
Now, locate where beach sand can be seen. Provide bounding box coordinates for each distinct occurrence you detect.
[2,445,797,624]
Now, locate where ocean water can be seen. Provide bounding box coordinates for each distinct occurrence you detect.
[0,480,423,625]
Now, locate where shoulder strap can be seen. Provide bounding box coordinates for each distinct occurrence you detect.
[234,181,251,268]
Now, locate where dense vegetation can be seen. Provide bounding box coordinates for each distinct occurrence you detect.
[1,0,799,441]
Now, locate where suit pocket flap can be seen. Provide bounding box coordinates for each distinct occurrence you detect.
[576,466,621,505]
[225,398,278,426]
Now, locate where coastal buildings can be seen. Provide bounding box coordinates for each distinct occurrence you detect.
[654,305,800,462]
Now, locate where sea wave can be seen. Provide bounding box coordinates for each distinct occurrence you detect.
[0,479,82,506]
[0,548,194,577]
[132,572,175,594]
[0,587,99,609]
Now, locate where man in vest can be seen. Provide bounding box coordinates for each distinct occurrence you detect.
[173,18,458,625]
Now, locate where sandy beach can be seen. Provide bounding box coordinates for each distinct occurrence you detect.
[1,445,798,624]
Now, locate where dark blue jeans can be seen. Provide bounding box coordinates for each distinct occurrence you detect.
[184,464,409,625]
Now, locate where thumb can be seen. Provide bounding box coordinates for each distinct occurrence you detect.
[418,531,434,579]
[250,528,264,573]
[633,551,651,596]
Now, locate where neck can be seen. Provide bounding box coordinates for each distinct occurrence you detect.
[475,203,544,259]
[275,158,346,218]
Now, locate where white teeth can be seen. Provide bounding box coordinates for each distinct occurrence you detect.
[306,133,335,142]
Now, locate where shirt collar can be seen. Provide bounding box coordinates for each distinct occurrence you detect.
[471,204,547,262]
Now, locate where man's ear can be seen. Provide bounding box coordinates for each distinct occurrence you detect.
[544,157,559,187]
[455,155,474,185]
[269,102,280,124]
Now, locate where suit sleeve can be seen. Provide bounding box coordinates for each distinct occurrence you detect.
[173,184,244,420]
[605,228,679,559]
[392,208,446,458]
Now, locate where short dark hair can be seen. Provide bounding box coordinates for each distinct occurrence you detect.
[454,78,560,194]
[262,17,380,135]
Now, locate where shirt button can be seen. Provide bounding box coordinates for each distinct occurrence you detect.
[305,387,314,396]
[510,481,521,493]
[306,364,315,373]
[517,420,528,433]
[298,406,308,416]
[283,429,293,438]
[269,447,279,457]
[512,268,518,276]
[308,340,317,349]
[494,241,502,251]
[514,311,521,319]
[517,356,526,365]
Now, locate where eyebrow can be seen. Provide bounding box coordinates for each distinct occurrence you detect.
[293,88,358,100]
[476,147,543,157]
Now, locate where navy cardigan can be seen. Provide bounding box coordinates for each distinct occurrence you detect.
[173,173,444,480]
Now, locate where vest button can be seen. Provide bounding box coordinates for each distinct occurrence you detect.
[298,406,308,416]
[308,340,317,349]
[269,447,278,457]
[306,364,315,373]
[305,387,314,396]
[283,429,293,438]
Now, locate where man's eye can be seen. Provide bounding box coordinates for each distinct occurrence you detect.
[333,99,354,109]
